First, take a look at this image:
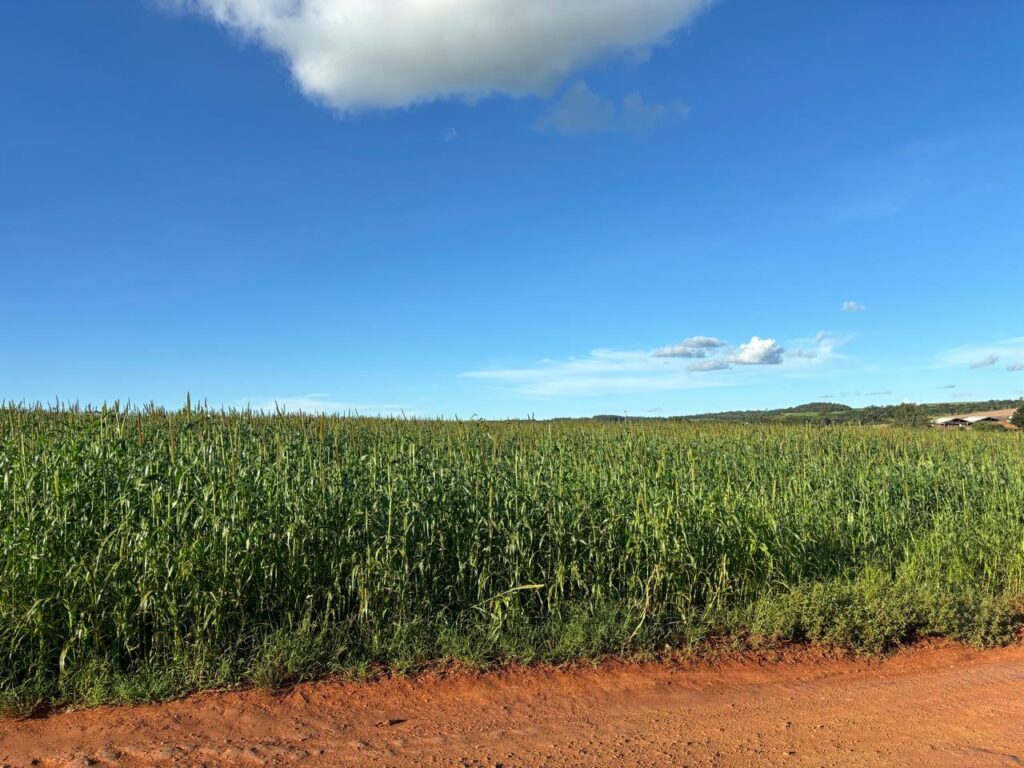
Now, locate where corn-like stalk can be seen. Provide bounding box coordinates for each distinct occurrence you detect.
[0,405,1021,709]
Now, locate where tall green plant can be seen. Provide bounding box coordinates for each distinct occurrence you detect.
[1,405,1022,710]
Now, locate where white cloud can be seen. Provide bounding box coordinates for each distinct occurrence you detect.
[172,0,712,111]
[731,336,784,366]
[237,393,411,416]
[444,128,459,142]
[696,331,841,372]
[653,335,726,358]
[1008,363,1024,372]
[535,81,689,135]
[841,300,867,312]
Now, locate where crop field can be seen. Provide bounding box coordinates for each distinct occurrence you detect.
[1,405,1023,712]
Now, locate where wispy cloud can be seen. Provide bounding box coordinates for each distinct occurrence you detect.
[463,331,844,397]
[237,394,411,416]
[443,128,459,143]
[1008,363,1024,372]
[535,81,689,136]
[688,359,731,372]
[653,336,726,358]
[462,349,705,397]
[970,354,999,369]
[171,0,712,111]
[824,138,965,223]
[936,337,1024,370]
[841,300,867,312]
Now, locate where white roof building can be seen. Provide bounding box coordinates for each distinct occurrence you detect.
[930,408,1018,428]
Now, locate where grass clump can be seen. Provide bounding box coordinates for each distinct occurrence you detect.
[1,404,1022,711]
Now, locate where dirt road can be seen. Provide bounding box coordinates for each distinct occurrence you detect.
[3,643,1024,767]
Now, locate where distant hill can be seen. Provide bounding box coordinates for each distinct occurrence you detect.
[586,398,1023,427]
[678,398,1024,427]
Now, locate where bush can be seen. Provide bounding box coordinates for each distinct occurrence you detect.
[1011,406,1024,429]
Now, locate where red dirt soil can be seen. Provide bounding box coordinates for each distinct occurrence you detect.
[3,642,1024,768]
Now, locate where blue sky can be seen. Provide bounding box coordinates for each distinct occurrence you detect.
[2,1,1023,418]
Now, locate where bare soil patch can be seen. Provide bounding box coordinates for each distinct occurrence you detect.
[3,642,1024,767]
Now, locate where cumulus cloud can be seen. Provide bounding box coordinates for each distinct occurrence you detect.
[663,335,787,368]
[731,336,784,366]
[535,81,689,135]
[667,332,833,371]
[841,300,867,312]
[172,0,712,111]
[970,354,999,369]
[653,336,726,358]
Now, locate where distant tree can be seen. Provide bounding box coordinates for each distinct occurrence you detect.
[890,403,930,427]
[1011,406,1024,429]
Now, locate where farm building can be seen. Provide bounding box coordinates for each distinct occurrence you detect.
[930,408,1019,429]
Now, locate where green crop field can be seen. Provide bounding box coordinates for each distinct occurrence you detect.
[2,405,1023,712]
